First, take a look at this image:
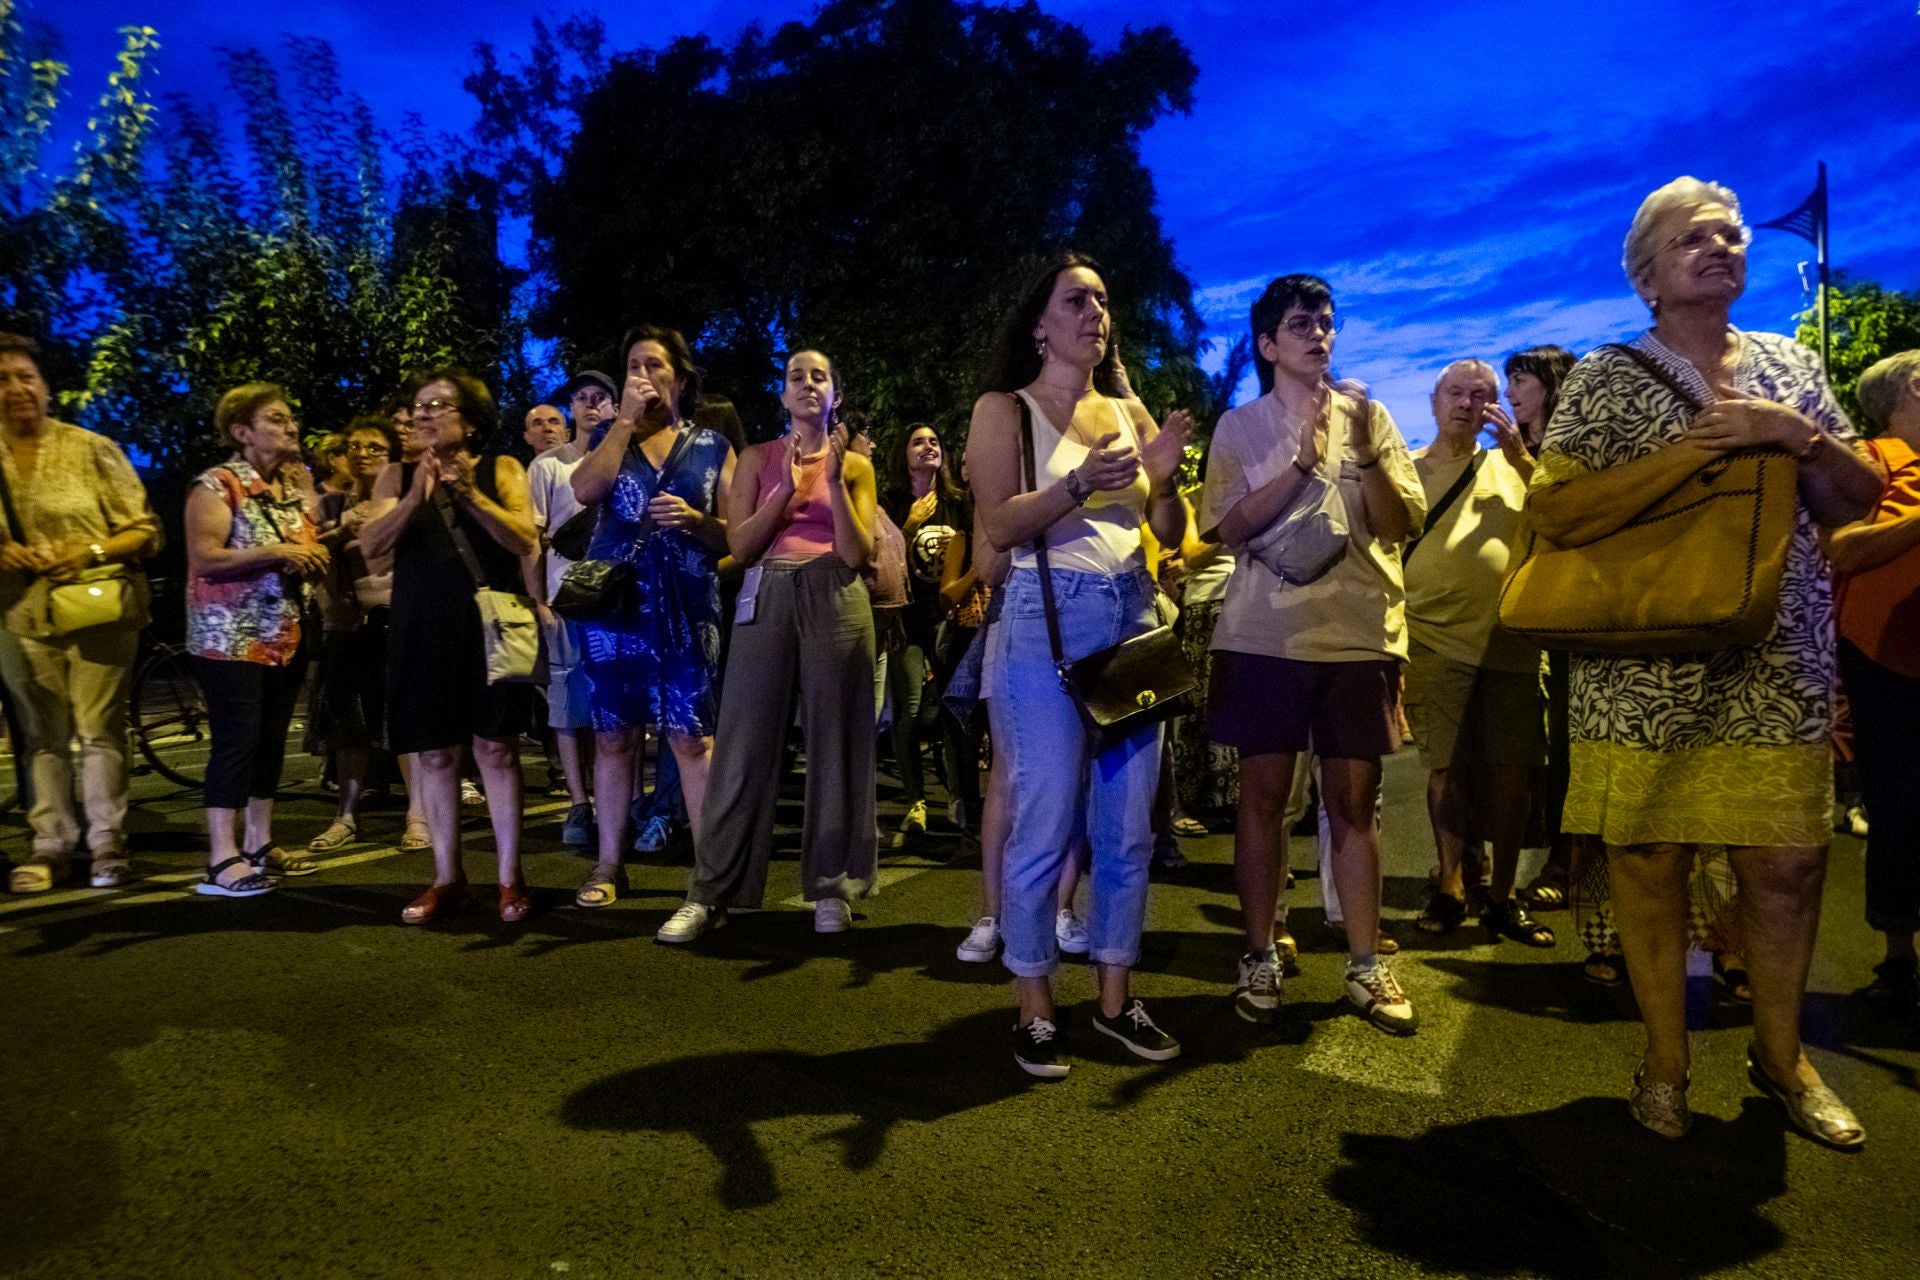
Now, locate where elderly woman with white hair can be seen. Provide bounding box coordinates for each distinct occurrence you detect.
[1824,349,1920,1016]
[1528,177,1880,1146]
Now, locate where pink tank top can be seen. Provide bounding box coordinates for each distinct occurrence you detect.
[762,439,837,561]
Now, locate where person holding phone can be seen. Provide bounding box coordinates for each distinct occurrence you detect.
[656,348,878,943]
[1402,359,1551,948]
[567,326,734,909]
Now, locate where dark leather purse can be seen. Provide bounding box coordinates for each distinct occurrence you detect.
[1015,393,1197,745]
[550,506,597,562]
[551,557,636,620]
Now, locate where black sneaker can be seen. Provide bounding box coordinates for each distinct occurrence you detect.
[1865,956,1919,1015]
[1013,1017,1070,1079]
[1092,998,1181,1061]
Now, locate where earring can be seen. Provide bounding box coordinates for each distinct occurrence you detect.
[1035,333,1049,360]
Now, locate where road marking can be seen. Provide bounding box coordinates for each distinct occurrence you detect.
[0,801,573,935]
[1298,939,1490,1097]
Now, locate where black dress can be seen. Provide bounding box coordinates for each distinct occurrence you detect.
[385,457,535,754]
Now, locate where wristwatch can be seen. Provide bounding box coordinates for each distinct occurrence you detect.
[1063,467,1093,506]
[87,542,107,566]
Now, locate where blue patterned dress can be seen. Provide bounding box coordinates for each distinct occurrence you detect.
[578,424,730,734]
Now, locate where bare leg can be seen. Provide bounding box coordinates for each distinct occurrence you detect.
[398,753,424,829]
[1321,757,1384,962]
[556,730,591,807]
[1234,751,1298,951]
[1057,839,1086,912]
[667,731,713,848]
[1483,763,1533,902]
[1096,962,1129,1018]
[335,744,370,822]
[471,735,523,885]
[205,807,241,867]
[979,737,1010,916]
[1427,765,1469,902]
[241,796,275,853]
[1015,975,1052,1025]
[1607,842,1693,1084]
[1730,844,1830,1089]
[412,747,465,885]
[592,729,638,871]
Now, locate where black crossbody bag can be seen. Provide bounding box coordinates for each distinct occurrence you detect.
[552,427,698,621]
[1016,393,1197,746]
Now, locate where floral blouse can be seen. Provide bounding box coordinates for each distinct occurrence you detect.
[186,459,318,666]
[0,420,161,639]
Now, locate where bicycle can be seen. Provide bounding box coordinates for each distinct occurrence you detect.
[128,576,209,790]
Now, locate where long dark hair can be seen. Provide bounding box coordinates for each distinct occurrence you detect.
[885,420,966,518]
[981,251,1123,396]
[1503,344,1578,427]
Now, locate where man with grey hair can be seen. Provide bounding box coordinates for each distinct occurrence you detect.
[1404,358,1553,947]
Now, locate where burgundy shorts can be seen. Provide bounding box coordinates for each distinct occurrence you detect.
[1207,649,1400,759]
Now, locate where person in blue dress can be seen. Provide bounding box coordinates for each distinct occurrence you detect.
[568,325,736,908]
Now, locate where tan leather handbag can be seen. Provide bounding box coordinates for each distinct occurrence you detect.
[1498,347,1798,654]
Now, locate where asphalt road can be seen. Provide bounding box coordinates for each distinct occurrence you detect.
[2,740,1916,1280]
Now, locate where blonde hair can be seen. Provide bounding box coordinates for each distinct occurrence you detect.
[1856,350,1920,436]
[1622,176,1744,294]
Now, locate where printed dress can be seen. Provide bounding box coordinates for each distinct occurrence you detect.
[1534,329,1858,850]
[578,424,729,735]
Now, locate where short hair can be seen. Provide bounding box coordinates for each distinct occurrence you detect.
[619,324,703,419]
[1433,358,1498,394]
[693,395,748,454]
[0,332,44,365]
[343,413,400,459]
[1856,350,1920,437]
[1504,344,1578,424]
[412,367,498,454]
[1250,275,1335,395]
[215,382,292,448]
[1623,176,1744,292]
[980,251,1123,396]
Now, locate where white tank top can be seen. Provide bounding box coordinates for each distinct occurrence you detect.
[1010,390,1149,575]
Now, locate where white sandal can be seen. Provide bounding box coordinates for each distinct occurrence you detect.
[308,818,359,853]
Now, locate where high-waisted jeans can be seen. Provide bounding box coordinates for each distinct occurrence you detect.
[987,565,1163,978]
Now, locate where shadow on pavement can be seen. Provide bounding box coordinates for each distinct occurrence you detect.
[1327,1096,1790,1279]
[1421,956,1639,1025]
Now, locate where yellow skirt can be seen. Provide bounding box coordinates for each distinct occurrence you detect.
[1562,740,1832,849]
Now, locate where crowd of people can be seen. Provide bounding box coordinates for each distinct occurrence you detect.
[2,175,1916,1151]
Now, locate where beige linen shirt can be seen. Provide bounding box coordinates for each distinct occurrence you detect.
[0,420,162,638]
[1405,444,1539,673]
[1198,390,1426,663]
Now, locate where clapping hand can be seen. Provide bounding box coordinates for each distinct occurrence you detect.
[277,542,330,580]
[1688,392,1808,454]
[1077,431,1142,492]
[1141,409,1192,486]
[1333,379,1376,460]
[647,492,700,531]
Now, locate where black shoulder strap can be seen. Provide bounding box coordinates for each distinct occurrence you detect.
[1013,392,1067,669]
[1404,450,1484,562]
[430,475,494,593]
[0,453,26,544]
[1599,343,1705,415]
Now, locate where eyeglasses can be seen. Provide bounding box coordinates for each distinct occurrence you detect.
[255,412,298,429]
[1661,223,1751,256]
[411,398,458,420]
[1280,314,1344,339]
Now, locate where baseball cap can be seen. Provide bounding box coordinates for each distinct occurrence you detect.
[561,369,617,400]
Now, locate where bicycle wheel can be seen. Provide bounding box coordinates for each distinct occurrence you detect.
[132,646,211,789]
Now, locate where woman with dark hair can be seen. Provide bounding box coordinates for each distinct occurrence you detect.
[967,252,1192,1077]
[882,422,968,840]
[307,416,401,853]
[184,382,328,897]
[693,395,750,456]
[657,348,878,942]
[1503,345,1578,453]
[360,368,540,924]
[568,325,734,909]
[0,333,163,893]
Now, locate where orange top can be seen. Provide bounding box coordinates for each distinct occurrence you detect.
[761,438,837,562]
[1834,436,1920,678]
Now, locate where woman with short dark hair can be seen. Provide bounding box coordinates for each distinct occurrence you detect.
[359,369,540,924]
[0,333,163,893]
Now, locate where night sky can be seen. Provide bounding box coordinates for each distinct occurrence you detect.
[42,0,1920,443]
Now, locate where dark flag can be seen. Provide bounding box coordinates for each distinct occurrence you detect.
[1756,162,1830,372]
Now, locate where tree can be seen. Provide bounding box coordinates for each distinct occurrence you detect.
[474,0,1210,450]
[1797,276,1920,427]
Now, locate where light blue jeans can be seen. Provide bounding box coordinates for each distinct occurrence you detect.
[987,565,1164,978]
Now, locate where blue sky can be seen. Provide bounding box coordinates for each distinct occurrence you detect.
[39,0,1920,443]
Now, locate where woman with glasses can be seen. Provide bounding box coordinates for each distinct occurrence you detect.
[359,370,540,924]
[1199,274,1425,1036]
[184,383,328,897]
[0,333,163,894]
[1529,177,1879,1145]
[307,417,401,854]
[567,326,734,909]
[656,348,878,943]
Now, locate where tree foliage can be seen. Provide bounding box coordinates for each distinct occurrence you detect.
[0,2,521,472]
[471,0,1209,450]
[1797,275,1920,428]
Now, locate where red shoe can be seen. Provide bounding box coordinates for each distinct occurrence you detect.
[498,881,534,923]
[402,881,469,925]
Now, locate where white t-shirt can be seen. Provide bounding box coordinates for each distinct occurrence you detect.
[527,439,586,604]
[1197,389,1426,663]
[1406,444,1539,673]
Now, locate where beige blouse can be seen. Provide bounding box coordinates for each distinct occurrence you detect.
[0,420,163,638]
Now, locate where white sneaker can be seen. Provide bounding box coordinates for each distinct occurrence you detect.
[957,915,1000,962]
[1233,948,1282,1023]
[656,901,723,943]
[814,898,852,933]
[1345,958,1418,1035]
[1055,908,1090,956]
